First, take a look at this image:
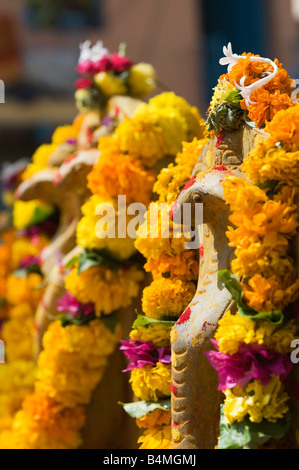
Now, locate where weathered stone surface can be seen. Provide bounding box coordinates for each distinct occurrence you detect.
[171,124,268,449]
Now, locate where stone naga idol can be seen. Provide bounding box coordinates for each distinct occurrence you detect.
[170,124,268,449]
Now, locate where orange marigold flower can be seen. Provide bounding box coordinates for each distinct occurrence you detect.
[264,104,299,150]
[87,144,155,205]
[247,89,294,128]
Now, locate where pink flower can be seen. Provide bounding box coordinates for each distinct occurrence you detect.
[19,255,41,269]
[110,53,133,73]
[205,340,293,390]
[120,339,171,372]
[56,291,94,317]
[75,78,94,90]
[76,55,112,75]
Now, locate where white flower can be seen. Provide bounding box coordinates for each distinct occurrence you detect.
[219,42,279,107]
[78,40,109,64]
[219,42,240,72]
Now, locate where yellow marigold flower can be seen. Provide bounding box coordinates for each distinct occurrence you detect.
[13,199,54,231]
[223,176,268,213]
[242,143,299,187]
[130,323,172,347]
[94,71,127,96]
[21,144,57,180]
[6,272,44,309]
[51,125,79,145]
[10,236,49,270]
[231,242,292,279]
[242,272,299,313]
[127,62,157,98]
[223,376,290,424]
[142,92,204,141]
[130,363,171,401]
[145,251,199,282]
[33,319,122,407]
[65,265,144,316]
[154,137,208,204]
[135,209,187,262]
[209,78,239,111]
[7,392,86,449]
[76,194,136,260]
[136,408,171,429]
[264,104,299,150]
[137,424,172,449]
[115,114,166,166]
[1,317,35,361]
[215,310,297,355]
[88,137,155,204]
[0,360,36,433]
[142,277,196,319]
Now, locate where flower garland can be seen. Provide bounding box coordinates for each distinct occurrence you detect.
[120,135,208,449]
[0,90,203,449]
[0,199,60,439]
[205,103,299,449]
[206,43,294,137]
[75,41,156,113]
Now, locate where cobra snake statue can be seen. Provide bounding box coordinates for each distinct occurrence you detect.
[170,123,269,448]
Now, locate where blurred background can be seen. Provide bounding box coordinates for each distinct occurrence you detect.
[0,0,298,165]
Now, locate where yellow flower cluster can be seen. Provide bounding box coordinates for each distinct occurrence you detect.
[142,277,196,319]
[213,103,299,436]
[0,319,122,449]
[215,310,297,356]
[115,92,204,167]
[223,376,290,425]
[87,136,155,205]
[65,264,144,317]
[0,360,36,434]
[223,177,299,311]
[22,123,79,180]
[136,408,172,449]
[130,363,171,402]
[13,199,54,231]
[129,322,172,348]
[76,194,136,260]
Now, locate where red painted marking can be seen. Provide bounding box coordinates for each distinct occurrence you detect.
[213,165,228,172]
[177,307,191,325]
[170,382,178,395]
[64,154,77,164]
[215,132,225,147]
[182,175,196,191]
[202,321,215,331]
[199,244,204,257]
[169,200,178,221]
[172,421,180,429]
[53,172,62,186]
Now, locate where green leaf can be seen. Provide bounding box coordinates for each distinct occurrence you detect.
[102,313,119,333]
[132,314,176,330]
[76,249,123,275]
[119,399,171,419]
[224,91,242,103]
[58,312,96,328]
[64,256,79,270]
[218,405,290,449]
[30,205,54,227]
[218,270,284,324]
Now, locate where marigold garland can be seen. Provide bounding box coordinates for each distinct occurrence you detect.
[206,102,299,448]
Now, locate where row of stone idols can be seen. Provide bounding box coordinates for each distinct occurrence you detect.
[2,41,299,449]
